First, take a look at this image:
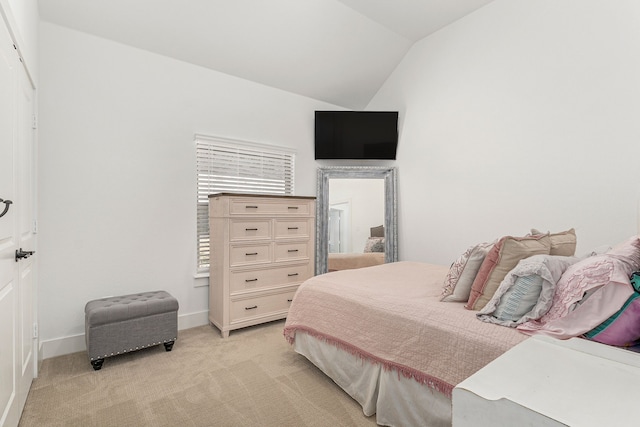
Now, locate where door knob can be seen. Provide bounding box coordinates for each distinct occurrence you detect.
[0,198,12,218]
[15,248,35,262]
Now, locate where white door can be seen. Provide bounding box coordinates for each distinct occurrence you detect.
[16,44,36,418]
[328,208,342,253]
[328,202,351,253]
[0,15,36,427]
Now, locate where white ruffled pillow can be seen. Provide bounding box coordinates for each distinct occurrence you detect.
[477,254,579,326]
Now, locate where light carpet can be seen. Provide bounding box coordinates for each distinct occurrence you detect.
[19,320,377,427]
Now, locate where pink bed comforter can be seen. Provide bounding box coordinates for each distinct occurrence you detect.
[284,261,528,397]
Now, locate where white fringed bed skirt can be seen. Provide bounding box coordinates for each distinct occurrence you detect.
[293,330,452,427]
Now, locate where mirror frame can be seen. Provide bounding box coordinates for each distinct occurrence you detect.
[316,166,398,275]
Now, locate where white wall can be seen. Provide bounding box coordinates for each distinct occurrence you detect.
[38,22,338,356]
[368,0,640,265]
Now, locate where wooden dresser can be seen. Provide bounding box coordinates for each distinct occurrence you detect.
[208,193,316,337]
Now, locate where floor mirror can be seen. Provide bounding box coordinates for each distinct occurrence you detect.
[316,166,398,275]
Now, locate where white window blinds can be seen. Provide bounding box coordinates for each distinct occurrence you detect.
[196,135,295,272]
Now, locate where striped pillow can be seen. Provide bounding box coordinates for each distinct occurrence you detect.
[493,275,544,322]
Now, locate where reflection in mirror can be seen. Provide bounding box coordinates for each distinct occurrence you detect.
[316,166,397,275]
[329,179,384,254]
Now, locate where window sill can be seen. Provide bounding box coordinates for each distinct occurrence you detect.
[193,271,209,287]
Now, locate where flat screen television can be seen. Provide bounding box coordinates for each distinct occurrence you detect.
[314,111,398,160]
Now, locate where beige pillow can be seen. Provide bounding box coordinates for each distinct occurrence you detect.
[466,234,551,311]
[531,228,576,256]
[441,242,494,302]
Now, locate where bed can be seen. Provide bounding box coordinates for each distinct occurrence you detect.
[327,225,386,272]
[327,252,385,271]
[283,261,528,426]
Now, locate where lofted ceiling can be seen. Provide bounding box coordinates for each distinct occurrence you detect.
[38,0,494,109]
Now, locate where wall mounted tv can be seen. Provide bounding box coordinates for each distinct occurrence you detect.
[314,111,398,160]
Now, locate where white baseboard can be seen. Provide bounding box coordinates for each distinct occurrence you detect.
[39,310,210,360]
[177,309,209,330]
[39,333,86,360]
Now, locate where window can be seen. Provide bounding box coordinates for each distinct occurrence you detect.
[196,135,295,272]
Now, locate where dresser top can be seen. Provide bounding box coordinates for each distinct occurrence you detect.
[208,193,316,200]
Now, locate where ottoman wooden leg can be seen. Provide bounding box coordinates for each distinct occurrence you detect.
[91,358,104,371]
[164,341,174,352]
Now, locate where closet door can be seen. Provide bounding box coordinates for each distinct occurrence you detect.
[0,14,36,427]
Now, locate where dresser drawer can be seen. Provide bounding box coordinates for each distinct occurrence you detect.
[229,198,312,216]
[230,265,311,294]
[274,219,311,239]
[229,244,271,267]
[230,289,297,322]
[229,219,271,241]
[274,242,309,262]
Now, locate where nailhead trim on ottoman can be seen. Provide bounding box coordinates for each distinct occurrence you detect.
[84,290,179,370]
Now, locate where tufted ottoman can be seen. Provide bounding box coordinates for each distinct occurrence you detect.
[84,290,179,370]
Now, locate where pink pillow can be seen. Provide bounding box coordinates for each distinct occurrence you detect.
[584,292,640,346]
[517,270,635,340]
[606,235,640,267]
[517,235,640,337]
